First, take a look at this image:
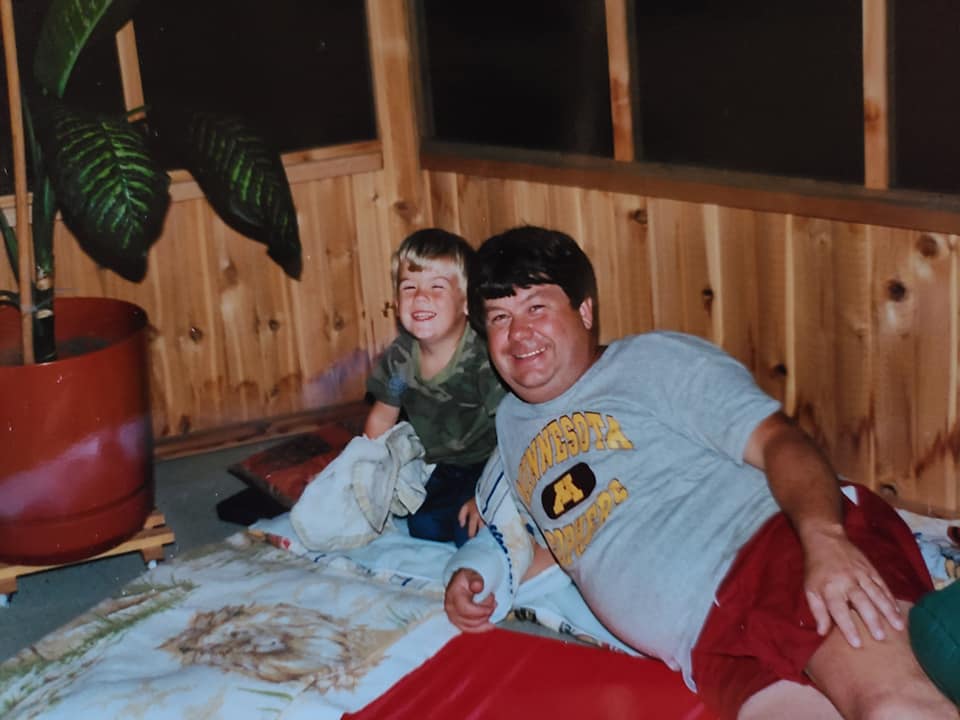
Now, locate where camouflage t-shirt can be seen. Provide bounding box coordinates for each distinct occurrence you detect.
[366,325,507,465]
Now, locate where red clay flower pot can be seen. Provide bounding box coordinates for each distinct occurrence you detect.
[0,297,154,565]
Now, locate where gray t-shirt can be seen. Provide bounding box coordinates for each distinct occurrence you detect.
[494,331,781,686]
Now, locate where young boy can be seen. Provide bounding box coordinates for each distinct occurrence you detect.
[364,228,507,546]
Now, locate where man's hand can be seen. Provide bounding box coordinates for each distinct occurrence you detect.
[458,498,485,539]
[801,522,903,648]
[444,568,496,632]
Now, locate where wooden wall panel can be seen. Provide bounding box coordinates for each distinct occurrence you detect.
[425,171,462,236]
[871,228,956,509]
[4,159,959,511]
[709,206,760,371]
[425,170,959,513]
[291,176,370,411]
[646,199,712,339]
[606,193,654,339]
[510,179,551,230]
[351,170,397,360]
[581,189,622,342]
[454,174,493,245]
[752,213,789,404]
[790,219,874,485]
[906,232,956,510]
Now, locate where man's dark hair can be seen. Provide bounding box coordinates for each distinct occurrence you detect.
[468,225,598,333]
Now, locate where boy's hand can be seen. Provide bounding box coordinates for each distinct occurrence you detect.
[457,498,485,539]
[444,568,496,632]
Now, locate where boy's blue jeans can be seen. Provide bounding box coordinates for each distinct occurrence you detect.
[406,460,486,547]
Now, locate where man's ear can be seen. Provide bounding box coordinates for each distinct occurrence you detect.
[578,297,594,330]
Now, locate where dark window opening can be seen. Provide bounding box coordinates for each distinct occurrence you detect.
[134,0,376,166]
[892,0,960,194]
[419,0,614,157]
[633,0,864,183]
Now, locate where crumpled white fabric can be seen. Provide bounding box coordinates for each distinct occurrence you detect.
[290,421,434,551]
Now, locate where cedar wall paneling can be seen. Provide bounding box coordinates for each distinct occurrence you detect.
[2,168,957,512]
[425,171,960,514]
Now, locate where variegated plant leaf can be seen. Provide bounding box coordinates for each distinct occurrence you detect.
[33,0,142,99]
[149,109,302,280]
[41,101,170,282]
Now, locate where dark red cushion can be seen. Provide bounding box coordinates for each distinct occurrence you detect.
[344,628,717,720]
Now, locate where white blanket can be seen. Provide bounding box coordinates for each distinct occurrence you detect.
[0,531,458,720]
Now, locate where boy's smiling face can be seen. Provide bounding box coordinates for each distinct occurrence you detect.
[396,258,468,349]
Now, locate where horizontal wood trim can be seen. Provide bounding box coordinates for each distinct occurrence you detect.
[0,141,384,218]
[422,141,960,235]
[153,400,369,461]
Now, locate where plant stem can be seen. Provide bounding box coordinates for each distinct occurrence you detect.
[0,0,34,364]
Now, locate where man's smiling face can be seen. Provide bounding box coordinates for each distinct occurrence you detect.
[483,283,595,404]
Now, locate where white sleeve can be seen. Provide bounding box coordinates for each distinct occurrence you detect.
[441,448,533,622]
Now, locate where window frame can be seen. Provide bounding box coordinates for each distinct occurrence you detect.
[417,0,960,235]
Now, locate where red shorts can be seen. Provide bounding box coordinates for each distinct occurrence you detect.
[690,483,933,720]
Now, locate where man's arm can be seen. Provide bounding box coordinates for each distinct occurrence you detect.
[744,411,902,648]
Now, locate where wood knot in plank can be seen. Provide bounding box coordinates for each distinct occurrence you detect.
[771,363,788,378]
[393,200,419,223]
[886,279,907,302]
[631,208,648,225]
[223,261,239,286]
[189,326,203,343]
[863,99,882,126]
[268,319,281,332]
[701,287,715,311]
[915,234,939,258]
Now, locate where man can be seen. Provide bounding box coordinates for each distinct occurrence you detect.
[443,225,957,719]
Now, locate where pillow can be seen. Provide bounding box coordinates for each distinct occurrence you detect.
[910,580,960,704]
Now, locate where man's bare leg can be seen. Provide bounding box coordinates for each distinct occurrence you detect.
[737,601,956,719]
[805,601,957,719]
[738,681,841,720]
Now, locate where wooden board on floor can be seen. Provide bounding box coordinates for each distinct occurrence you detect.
[0,510,175,596]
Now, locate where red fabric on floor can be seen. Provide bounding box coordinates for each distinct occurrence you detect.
[344,629,717,720]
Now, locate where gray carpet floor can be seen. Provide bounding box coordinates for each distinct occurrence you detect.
[0,440,280,664]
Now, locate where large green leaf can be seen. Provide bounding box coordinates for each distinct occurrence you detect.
[41,101,170,282]
[33,0,142,98]
[149,109,302,279]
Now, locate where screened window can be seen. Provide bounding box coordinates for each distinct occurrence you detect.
[134,0,376,162]
[633,0,864,183]
[419,0,614,157]
[891,0,960,194]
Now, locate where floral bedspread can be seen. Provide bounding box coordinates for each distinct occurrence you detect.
[0,531,459,720]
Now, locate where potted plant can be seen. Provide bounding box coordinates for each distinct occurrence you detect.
[0,0,302,564]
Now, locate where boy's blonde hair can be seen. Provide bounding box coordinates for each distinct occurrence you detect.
[391,228,475,295]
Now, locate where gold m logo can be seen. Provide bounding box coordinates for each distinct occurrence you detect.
[541,463,596,519]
